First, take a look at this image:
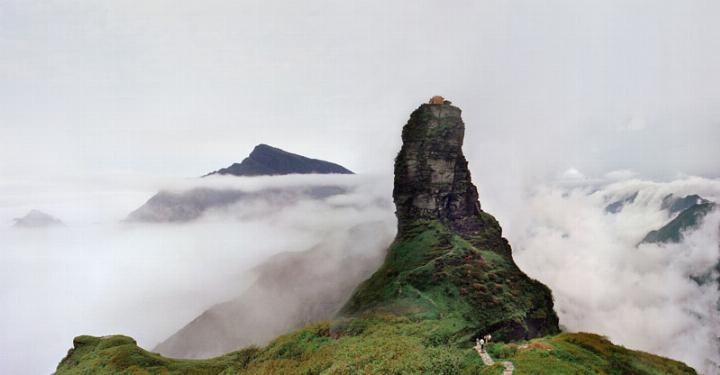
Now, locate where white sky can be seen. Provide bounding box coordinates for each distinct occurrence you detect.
[1,0,719,183]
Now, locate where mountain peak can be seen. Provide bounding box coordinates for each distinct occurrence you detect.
[394,102,485,236]
[207,144,353,177]
[343,100,559,341]
[249,143,278,154]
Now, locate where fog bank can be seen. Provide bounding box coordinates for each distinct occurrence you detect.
[510,176,720,374]
[0,174,394,374]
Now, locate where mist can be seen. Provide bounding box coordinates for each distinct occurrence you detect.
[0,174,395,374]
[509,175,720,374]
[3,0,720,374]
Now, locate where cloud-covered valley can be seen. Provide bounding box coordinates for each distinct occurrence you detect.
[1,172,719,374]
[510,176,720,374]
[0,174,395,374]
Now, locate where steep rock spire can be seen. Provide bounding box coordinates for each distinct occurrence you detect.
[393,102,500,247]
[344,99,559,341]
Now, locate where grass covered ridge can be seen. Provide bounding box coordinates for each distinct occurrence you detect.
[342,219,559,341]
[487,332,696,375]
[56,317,696,374]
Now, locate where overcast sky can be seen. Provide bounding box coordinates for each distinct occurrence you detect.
[2,0,719,186]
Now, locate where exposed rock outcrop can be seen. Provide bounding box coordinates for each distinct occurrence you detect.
[344,100,560,341]
[393,103,482,234]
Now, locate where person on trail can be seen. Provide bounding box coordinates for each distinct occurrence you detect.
[484,334,492,344]
[479,338,485,352]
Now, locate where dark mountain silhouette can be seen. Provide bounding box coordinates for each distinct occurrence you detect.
[641,195,716,245]
[126,145,353,223]
[605,191,639,214]
[206,144,353,177]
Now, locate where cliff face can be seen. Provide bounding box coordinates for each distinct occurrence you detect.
[344,101,560,341]
[394,103,482,234]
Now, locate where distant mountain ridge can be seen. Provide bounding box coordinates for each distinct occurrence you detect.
[127,145,353,222]
[205,144,353,177]
[13,210,63,228]
[126,186,346,223]
[640,194,716,245]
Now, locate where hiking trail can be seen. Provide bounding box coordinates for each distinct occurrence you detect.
[475,345,514,375]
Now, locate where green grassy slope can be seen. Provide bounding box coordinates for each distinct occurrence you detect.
[57,318,695,375]
[342,219,558,342]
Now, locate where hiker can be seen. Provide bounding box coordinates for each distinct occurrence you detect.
[484,334,492,344]
[478,337,485,352]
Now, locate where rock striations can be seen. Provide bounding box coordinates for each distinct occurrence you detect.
[344,101,560,340]
[393,103,482,233]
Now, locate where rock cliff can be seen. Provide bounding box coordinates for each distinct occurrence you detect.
[344,101,560,341]
[393,103,482,234]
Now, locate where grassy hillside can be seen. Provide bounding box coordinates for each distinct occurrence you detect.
[342,219,558,341]
[57,317,696,374]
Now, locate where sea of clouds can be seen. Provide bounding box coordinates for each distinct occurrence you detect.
[0,174,395,375]
[1,172,718,374]
[509,175,720,374]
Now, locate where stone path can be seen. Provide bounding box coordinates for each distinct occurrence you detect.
[474,345,514,375]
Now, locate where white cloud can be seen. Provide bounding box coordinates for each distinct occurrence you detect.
[510,176,720,374]
[0,174,395,374]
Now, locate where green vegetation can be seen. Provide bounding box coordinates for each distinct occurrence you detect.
[57,319,695,374]
[57,335,258,374]
[342,219,558,341]
[488,333,696,375]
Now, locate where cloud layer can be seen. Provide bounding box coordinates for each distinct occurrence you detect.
[510,176,720,373]
[0,174,395,374]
